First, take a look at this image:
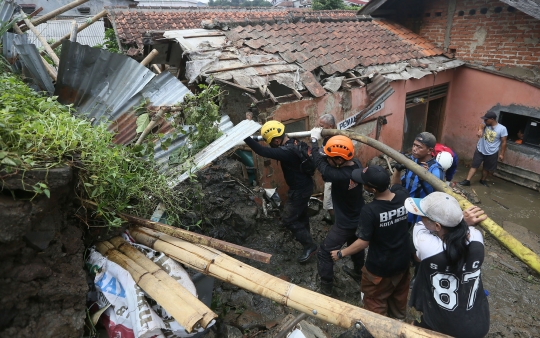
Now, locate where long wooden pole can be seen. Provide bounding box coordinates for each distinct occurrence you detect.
[108,237,217,328]
[20,10,60,67]
[140,49,159,67]
[320,129,540,275]
[24,0,90,29]
[95,241,209,332]
[130,227,449,338]
[47,10,108,51]
[78,199,272,263]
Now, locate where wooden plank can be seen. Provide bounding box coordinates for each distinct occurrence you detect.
[215,78,257,94]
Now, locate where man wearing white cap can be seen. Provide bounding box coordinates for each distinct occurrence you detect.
[404,192,490,338]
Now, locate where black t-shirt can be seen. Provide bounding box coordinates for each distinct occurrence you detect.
[244,137,313,191]
[355,184,410,277]
[409,223,489,338]
[311,141,364,229]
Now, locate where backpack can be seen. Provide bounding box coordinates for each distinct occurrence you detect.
[286,140,316,176]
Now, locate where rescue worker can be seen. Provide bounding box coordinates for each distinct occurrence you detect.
[244,121,318,263]
[310,127,364,296]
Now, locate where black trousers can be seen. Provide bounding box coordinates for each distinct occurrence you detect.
[318,224,365,284]
[282,187,314,248]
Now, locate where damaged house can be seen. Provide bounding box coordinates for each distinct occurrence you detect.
[108,7,465,197]
[358,0,540,189]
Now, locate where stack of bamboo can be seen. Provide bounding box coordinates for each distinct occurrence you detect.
[129,226,450,338]
[95,236,217,333]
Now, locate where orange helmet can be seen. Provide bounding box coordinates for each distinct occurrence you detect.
[324,136,354,161]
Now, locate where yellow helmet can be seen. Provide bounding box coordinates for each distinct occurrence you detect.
[261,121,285,144]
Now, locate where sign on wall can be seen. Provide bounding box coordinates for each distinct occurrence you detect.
[337,103,385,130]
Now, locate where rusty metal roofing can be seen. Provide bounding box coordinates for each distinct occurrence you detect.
[107,7,358,49]
[13,41,55,94]
[55,40,190,149]
[226,19,446,74]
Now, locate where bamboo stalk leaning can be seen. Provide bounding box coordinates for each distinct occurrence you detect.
[25,0,90,29]
[19,10,60,67]
[108,236,217,328]
[47,10,108,51]
[130,227,449,338]
[319,129,540,275]
[94,241,207,332]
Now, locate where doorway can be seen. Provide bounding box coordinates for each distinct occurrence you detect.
[402,84,448,152]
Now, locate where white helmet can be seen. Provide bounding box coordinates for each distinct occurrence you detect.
[436,151,453,170]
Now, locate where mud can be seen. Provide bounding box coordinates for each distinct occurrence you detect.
[194,159,540,338]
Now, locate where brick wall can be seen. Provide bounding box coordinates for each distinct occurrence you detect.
[389,0,540,70]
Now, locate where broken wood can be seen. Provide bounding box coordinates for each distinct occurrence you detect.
[140,49,159,67]
[215,78,256,94]
[346,71,365,86]
[266,87,278,104]
[69,21,78,42]
[20,9,60,67]
[135,107,168,146]
[292,89,303,99]
[152,64,162,74]
[95,241,208,332]
[25,0,90,29]
[12,23,57,81]
[319,129,540,275]
[206,62,286,74]
[78,198,271,263]
[108,236,217,328]
[16,6,42,29]
[130,227,449,337]
[47,10,107,51]
[182,33,226,39]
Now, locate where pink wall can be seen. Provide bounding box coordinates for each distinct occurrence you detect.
[443,67,540,173]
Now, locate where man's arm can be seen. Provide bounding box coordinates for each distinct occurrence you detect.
[391,168,402,185]
[244,137,296,162]
[499,136,507,161]
[330,238,369,261]
[477,123,485,138]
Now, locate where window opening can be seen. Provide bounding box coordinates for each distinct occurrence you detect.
[499,112,540,148]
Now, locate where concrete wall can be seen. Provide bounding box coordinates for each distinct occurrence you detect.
[443,67,540,173]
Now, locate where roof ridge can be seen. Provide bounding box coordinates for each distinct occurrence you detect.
[205,14,368,29]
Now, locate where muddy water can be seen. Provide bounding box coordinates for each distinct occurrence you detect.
[452,164,540,235]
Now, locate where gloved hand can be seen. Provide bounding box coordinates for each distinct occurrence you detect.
[310,127,323,141]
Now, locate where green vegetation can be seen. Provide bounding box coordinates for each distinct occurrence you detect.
[0,72,223,228]
[312,0,345,10]
[94,28,121,53]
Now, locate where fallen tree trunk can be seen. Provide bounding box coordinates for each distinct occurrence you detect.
[108,236,217,328]
[130,227,450,338]
[94,241,209,332]
[319,129,540,275]
[79,197,271,263]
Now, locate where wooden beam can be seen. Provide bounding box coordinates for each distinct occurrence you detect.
[292,89,303,99]
[346,71,365,86]
[25,0,90,30]
[152,64,162,74]
[214,78,256,94]
[140,49,159,67]
[266,87,278,104]
[47,10,107,51]
[205,62,286,74]
[16,7,42,29]
[19,10,60,67]
[182,33,226,39]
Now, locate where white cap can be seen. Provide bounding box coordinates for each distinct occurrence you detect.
[404,192,464,227]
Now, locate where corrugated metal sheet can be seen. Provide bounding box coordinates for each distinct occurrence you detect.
[2,31,27,59]
[356,0,388,15]
[166,119,261,188]
[0,0,15,25]
[13,42,55,94]
[26,19,106,48]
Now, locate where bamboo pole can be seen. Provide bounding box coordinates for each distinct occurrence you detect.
[11,23,58,81]
[130,227,449,338]
[47,10,108,51]
[318,129,540,275]
[135,107,168,146]
[152,64,162,74]
[108,237,217,328]
[69,20,78,42]
[20,10,60,67]
[140,49,159,67]
[25,0,90,29]
[79,197,271,263]
[94,241,207,332]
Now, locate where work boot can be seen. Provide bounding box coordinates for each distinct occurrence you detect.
[458,179,470,186]
[298,244,318,263]
[320,281,333,296]
[342,265,362,283]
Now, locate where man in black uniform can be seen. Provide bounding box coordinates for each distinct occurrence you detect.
[330,166,410,319]
[310,127,364,296]
[244,121,318,263]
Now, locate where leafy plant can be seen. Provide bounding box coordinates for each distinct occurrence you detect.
[0,72,220,228]
[312,0,345,10]
[94,28,120,53]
